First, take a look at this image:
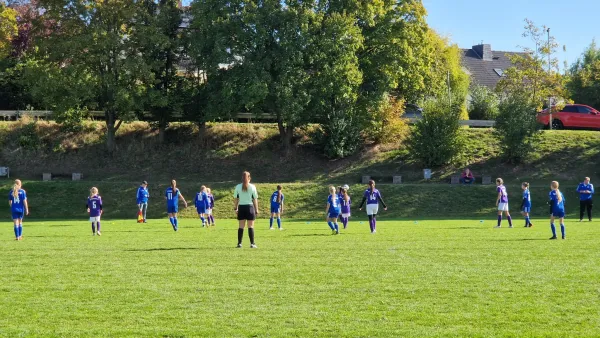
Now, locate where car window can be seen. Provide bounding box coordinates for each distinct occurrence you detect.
[577,106,592,113]
[562,105,578,113]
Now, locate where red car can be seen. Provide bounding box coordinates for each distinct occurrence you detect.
[537,104,600,129]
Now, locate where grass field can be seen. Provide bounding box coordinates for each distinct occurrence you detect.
[1,218,599,337]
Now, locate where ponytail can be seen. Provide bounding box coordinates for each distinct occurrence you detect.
[556,189,562,203]
[242,171,250,192]
[171,180,176,189]
[12,179,21,198]
[277,185,282,203]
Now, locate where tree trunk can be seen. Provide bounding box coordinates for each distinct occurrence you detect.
[277,119,293,154]
[106,111,117,154]
[198,121,207,140]
[158,119,167,145]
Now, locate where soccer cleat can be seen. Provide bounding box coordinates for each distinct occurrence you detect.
[494,225,501,228]
[509,226,513,228]
[579,219,583,222]
[562,236,566,240]
[332,230,336,235]
[250,244,258,249]
[236,243,242,248]
[269,227,274,230]
[529,222,534,227]
[93,232,96,236]
[549,236,557,240]
[279,228,284,231]
[143,219,147,223]
[524,225,528,227]
[97,231,101,236]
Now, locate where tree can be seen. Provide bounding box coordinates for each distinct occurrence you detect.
[25,0,148,152]
[494,92,540,163]
[567,40,600,109]
[137,0,186,144]
[496,19,568,109]
[0,3,18,58]
[468,85,499,120]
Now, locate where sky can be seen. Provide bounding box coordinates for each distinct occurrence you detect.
[181,0,598,68]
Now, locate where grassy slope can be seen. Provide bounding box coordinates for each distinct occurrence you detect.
[0,181,591,220]
[0,121,599,185]
[1,219,598,337]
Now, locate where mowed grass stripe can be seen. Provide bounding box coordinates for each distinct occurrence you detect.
[1,219,599,337]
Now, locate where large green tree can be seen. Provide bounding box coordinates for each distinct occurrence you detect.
[25,0,148,152]
[0,2,18,58]
[567,40,600,109]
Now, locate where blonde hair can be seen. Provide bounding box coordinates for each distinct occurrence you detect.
[551,181,562,203]
[12,179,21,198]
[329,185,336,195]
[201,185,206,192]
[90,187,98,197]
[171,180,177,189]
[242,171,251,192]
[496,178,503,185]
[206,188,211,194]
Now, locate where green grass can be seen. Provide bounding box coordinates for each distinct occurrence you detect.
[0,181,592,220]
[1,218,599,337]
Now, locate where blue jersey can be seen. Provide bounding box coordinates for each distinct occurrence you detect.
[194,191,209,210]
[328,194,341,213]
[576,183,594,201]
[270,191,284,209]
[549,190,565,213]
[165,187,181,207]
[137,186,149,204]
[8,189,27,213]
[522,189,531,208]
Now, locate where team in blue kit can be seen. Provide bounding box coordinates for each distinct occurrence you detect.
[270,185,284,230]
[165,180,188,231]
[325,185,341,234]
[549,181,566,240]
[194,185,210,227]
[520,182,533,228]
[8,179,28,241]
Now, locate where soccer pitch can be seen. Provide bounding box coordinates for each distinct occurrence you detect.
[1,219,598,337]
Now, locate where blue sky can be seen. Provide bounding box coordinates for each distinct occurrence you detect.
[182,0,597,67]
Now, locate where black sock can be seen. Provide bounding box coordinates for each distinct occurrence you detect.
[91,223,95,233]
[237,228,244,245]
[248,228,255,244]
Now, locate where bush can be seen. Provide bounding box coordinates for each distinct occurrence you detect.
[494,93,541,163]
[409,98,465,167]
[368,95,409,144]
[315,109,362,159]
[17,121,41,150]
[468,85,500,120]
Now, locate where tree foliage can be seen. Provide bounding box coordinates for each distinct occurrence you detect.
[0,3,18,58]
[567,40,600,109]
[468,85,499,120]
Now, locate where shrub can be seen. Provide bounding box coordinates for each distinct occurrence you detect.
[315,109,362,159]
[468,85,500,120]
[494,93,541,163]
[369,95,409,144]
[409,98,465,167]
[18,121,41,150]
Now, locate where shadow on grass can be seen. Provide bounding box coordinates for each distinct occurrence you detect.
[124,247,200,252]
[492,238,548,241]
[290,234,332,237]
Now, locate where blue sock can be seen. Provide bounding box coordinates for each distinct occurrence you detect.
[551,223,556,237]
[560,223,565,238]
[169,217,174,225]
[525,216,530,226]
[497,215,502,227]
[200,216,205,224]
[270,217,273,228]
[18,225,22,237]
[277,218,281,229]
[327,221,334,230]
[14,225,18,238]
[334,223,339,232]
[174,217,178,227]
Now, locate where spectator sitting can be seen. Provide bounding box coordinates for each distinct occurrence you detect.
[460,168,475,184]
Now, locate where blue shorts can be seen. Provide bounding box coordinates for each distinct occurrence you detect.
[167,205,178,214]
[522,206,531,213]
[196,208,207,215]
[328,211,340,219]
[271,206,281,214]
[552,210,565,218]
[11,211,24,220]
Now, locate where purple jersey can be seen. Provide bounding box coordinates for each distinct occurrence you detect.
[497,185,508,203]
[208,194,214,208]
[87,195,103,217]
[340,196,351,214]
[364,189,381,205]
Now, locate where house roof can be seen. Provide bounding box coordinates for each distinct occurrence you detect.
[461,45,528,89]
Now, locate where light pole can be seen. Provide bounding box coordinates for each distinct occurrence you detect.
[547,28,552,130]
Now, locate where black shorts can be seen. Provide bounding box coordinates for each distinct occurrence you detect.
[237,205,256,221]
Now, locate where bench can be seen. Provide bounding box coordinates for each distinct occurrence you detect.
[451,174,492,185]
[41,172,83,181]
[0,167,9,178]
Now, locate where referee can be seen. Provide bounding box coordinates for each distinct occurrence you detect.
[234,171,259,248]
[577,177,595,222]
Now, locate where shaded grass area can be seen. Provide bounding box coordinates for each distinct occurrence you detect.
[0,121,600,185]
[0,219,598,337]
[0,181,591,220]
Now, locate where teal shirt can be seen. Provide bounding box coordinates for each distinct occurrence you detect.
[234,183,258,205]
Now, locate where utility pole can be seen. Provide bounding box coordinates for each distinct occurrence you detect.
[447,70,451,106]
[547,28,552,130]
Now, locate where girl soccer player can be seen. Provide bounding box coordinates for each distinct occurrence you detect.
[206,188,215,226]
[549,181,566,240]
[521,182,533,227]
[8,179,28,241]
[87,187,103,236]
[340,186,351,229]
[494,178,513,228]
[165,180,187,231]
[270,185,284,230]
[358,180,387,234]
[325,185,341,234]
[194,185,209,227]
